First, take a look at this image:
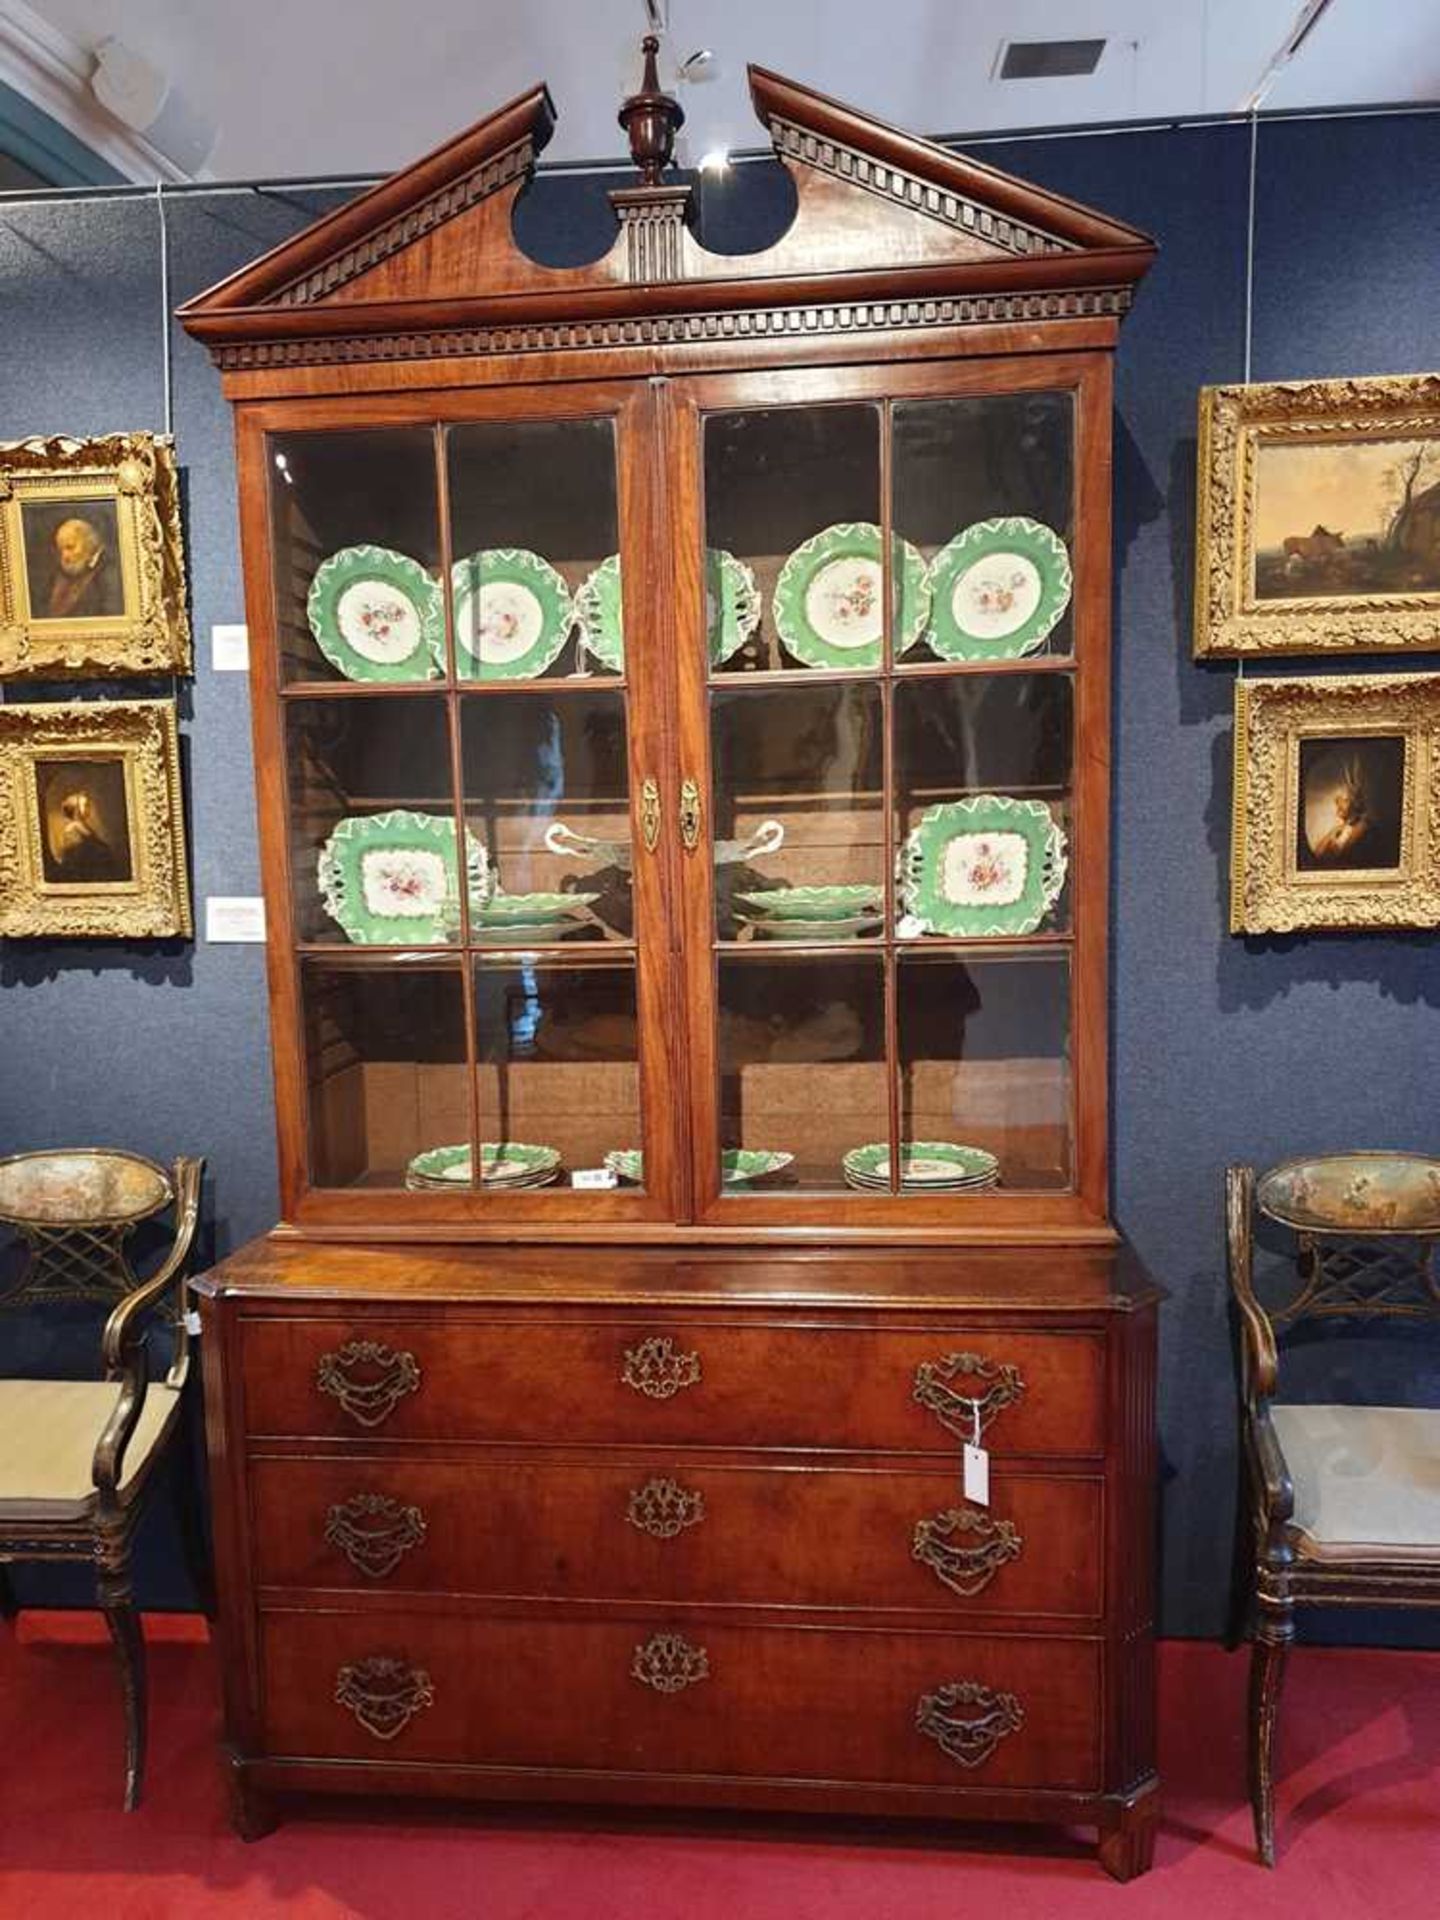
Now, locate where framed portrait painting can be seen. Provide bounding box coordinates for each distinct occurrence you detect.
[0,434,191,678]
[1231,673,1440,934]
[0,699,191,938]
[1195,375,1440,657]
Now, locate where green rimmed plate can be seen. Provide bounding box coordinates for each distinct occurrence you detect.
[735,912,879,943]
[317,810,489,945]
[900,795,1068,938]
[405,1141,561,1188]
[734,884,883,922]
[306,545,443,682]
[842,1141,1000,1188]
[925,517,1073,661]
[772,523,929,671]
[473,891,600,927]
[575,550,761,672]
[606,1148,793,1186]
[451,548,573,680]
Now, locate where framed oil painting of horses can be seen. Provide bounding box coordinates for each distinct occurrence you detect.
[0,434,191,679]
[0,699,191,938]
[1195,375,1440,656]
[1230,673,1440,933]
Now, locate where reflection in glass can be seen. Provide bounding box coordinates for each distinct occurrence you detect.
[473,962,642,1186]
[285,697,458,945]
[710,681,883,939]
[301,959,468,1187]
[893,392,1075,663]
[269,428,441,685]
[717,954,887,1192]
[703,405,881,674]
[898,951,1071,1191]
[462,690,632,943]
[448,418,620,681]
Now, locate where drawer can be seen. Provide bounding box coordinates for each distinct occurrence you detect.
[240,1317,1105,1455]
[253,1455,1103,1617]
[261,1609,1101,1791]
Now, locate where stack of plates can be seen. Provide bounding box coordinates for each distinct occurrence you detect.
[842,1141,1000,1193]
[405,1142,561,1190]
[606,1148,793,1186]
[471,890,599,945]
[734,884,883,943]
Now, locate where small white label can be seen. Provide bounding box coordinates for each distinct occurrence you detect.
[963,1442,990,1508]
[184,1308,202,1336]
[205,895,266,943]
[211,623,249,671]
[571,1167,619,1190]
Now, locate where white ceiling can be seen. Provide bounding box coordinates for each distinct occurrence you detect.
[10,0,1440,182]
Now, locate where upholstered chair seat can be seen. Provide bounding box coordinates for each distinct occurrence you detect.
[1271,1403,1440,1561]
[0,1379,182,1521]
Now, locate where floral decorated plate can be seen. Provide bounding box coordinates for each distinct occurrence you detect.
[900,795,1067,938]
[842,1141,1000,1189]
[317,810,488,945]
[606,1147,792,1185]
[575,550,760,671]
[451,548,573,680]
[406,1141,561,1189]
[734,884,883,922]
[925,517,1072,661]
[306,545,443,682]
[772,523,930,670]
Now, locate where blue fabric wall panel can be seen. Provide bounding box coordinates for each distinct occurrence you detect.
[0,119,1437,1632]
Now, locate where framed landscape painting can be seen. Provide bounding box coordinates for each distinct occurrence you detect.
[0,699,191,938]
[1195,375,1440,656]
[1231,673,1440,934]
[0,434,191,679]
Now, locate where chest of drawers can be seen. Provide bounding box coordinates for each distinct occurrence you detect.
[196,1240,1159,1878]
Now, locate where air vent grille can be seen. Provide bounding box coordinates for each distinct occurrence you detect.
[999,39,1106,80]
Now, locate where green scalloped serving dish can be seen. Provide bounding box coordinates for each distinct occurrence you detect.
[772,523,930,670]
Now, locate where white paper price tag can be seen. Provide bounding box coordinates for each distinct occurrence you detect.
[571,1167,618,1190]
[963,1442,990,1508]
[184,1309,203,1337]
[211,623,249,671]
[205,896,266,942]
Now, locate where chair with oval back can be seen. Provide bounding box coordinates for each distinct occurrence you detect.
[1225,1153,1440,1866]
[0,1149,205,1809]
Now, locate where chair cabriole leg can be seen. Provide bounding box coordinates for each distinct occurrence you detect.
[96,1540,147,1812]
[1248,1602,1293,1867]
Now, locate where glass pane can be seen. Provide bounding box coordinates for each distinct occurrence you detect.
[898,951,1072,1191]
[717,954,887,1193]
[892,392,1075,665]
[285,696,459,945]
[894,672,1073,938]
[300,959,467,1187]
[711,681,883,941]
[703,405,881,675]
[473,961,642,1191]
[447,419,620,682]
[461,689,631,945]
[270,428,441,686]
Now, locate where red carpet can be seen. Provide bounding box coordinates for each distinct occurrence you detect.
[1,1616,1436,1917]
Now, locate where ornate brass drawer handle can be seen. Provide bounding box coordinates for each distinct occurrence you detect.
[325,1493,428,1579]
[912,1350,1025,1442]
[912,1505,1023,1598]
[627,1476,706,1538]
[632,1631,709,1693]
[916,1679,1025,1770]
[316,1339,421,1428]
[334,1655,435,1741]
[622,1335,702,1400]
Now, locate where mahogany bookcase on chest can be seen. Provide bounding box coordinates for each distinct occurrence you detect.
[180,58,1161,1879]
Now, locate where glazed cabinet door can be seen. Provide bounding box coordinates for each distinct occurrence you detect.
[237,382,684,1226]
[663,358,1112,1233]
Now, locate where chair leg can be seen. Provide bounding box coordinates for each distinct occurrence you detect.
[1248,1607,1293,1868]
[97,1558,147,1813]
[1225,1439,1255,1652]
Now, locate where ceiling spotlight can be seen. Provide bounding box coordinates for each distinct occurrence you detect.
[698,146,732,175]
[679,48,719,83]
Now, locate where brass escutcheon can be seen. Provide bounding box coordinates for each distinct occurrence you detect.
[622,1335,702,1400]
[631,1631,709,1693]
[627,1476,706,1538]
[640,776,662,854]
[679,777,703,853]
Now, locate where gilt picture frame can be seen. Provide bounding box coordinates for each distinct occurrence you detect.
[1230,673,1440,934]
[0,434,191,678]
[1195,375,1440,657]
[0,699,191,938]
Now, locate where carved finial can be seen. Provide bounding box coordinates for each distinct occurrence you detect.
[619,33,684,186]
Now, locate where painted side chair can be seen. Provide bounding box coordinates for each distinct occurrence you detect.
[1225,1154,1440,1866]
[0,1149,205,1809]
